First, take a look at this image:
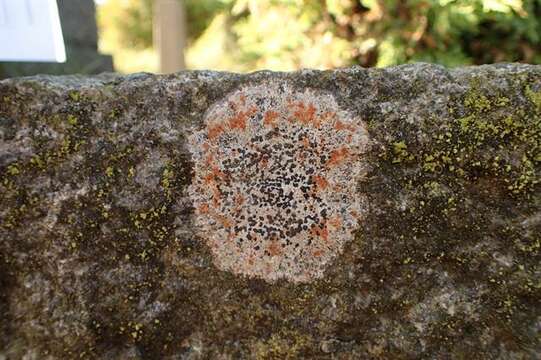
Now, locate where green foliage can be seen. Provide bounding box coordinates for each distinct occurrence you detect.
[185,0,230,41]
[98,0,541,72]
[106,0,153,49]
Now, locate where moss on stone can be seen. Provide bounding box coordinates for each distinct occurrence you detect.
[525,84,541,112]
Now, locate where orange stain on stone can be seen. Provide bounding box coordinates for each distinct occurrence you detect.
[267,238,283,257]
[312,249,323,257]
[203,173,215,185]
[328,216,342,228]
[211,165,227,180]
[239,94,247,105]
[235,194,244,205]
[326,147,350,167]
[264,110,279,127]
[208,123,225,140]
[212,185,221,208]
[203,162,227,186]
[198,203,210,214]
[228,107,257,131]
[293,102,317,126]
[260,156,269,168]
[312,175,329,191]
[334,119,356,132]
[217,214,233,228]
[322,111,336,122]
[311,222,329,242]
[205,153,214,165]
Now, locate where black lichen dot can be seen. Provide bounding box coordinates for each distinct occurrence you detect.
[188,83,370,282]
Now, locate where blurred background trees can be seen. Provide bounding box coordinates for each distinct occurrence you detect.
[97,0,541,73]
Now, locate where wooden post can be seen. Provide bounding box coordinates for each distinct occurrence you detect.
[153,0,186,73]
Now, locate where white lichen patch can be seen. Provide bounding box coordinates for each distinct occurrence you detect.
[188,83,370,282]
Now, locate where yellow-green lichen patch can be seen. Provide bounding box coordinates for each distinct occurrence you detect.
[391,141,414,164]
[68,91,81,102]
[464,90,491,113]
[67,114,78,126]
[384,80,540,197]
[253,329,314,359]
[525,85,541,112]
[6,163,20,176]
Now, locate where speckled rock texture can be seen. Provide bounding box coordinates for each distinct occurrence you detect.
[189,83,370,283]
[1,63,540,359]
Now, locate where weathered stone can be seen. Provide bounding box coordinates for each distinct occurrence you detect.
[0,63,540,358]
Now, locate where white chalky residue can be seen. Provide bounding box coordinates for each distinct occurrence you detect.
[188,83,370,282]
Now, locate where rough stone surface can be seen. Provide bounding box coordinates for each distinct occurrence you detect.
[0,63,540,359]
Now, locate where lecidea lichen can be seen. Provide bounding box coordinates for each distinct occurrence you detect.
[188,83,370,282]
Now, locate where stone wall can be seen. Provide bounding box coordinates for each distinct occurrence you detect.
[0,64,540,358]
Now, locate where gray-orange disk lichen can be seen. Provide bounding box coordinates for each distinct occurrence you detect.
[188,83,370,282]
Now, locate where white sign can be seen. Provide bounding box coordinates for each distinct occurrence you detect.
[0,0,66,62]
